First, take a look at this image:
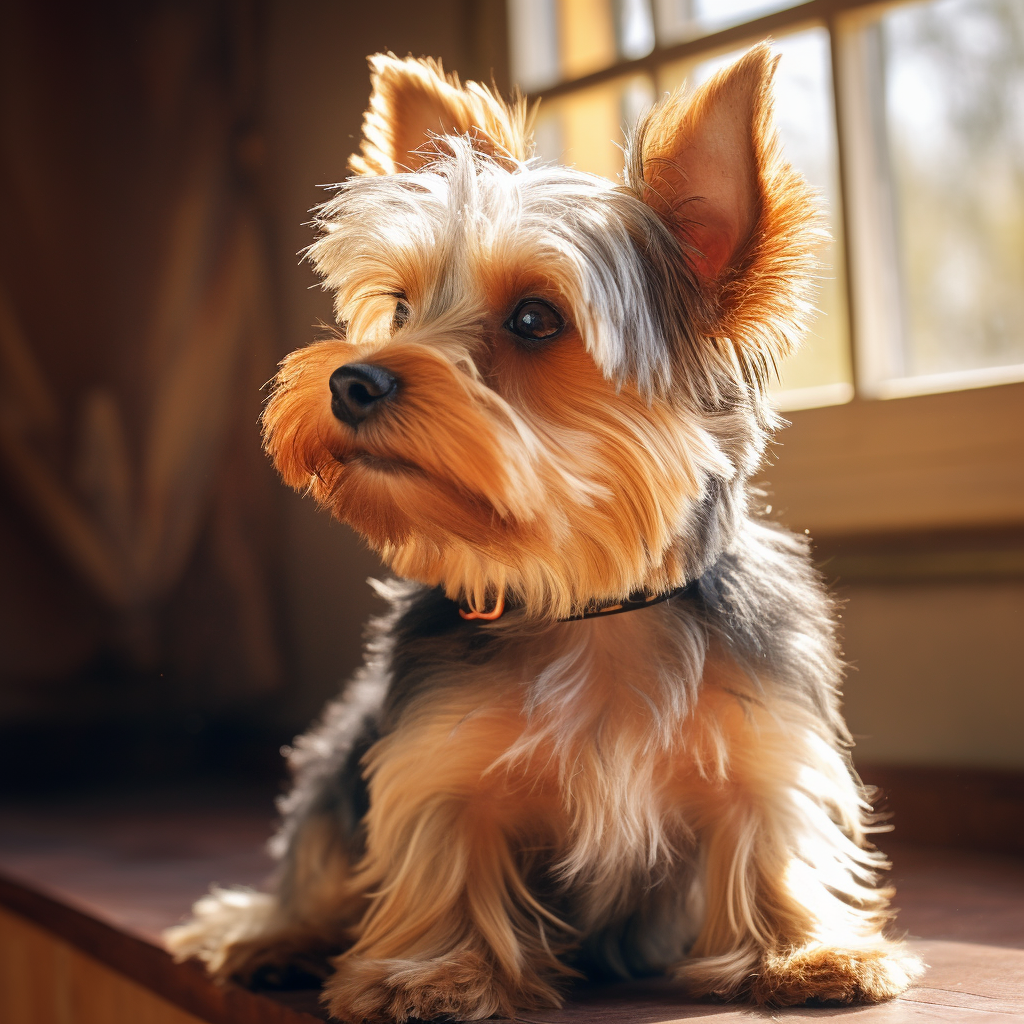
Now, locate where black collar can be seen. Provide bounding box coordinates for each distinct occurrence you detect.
[457,580,697,623]
[563,581,698,620]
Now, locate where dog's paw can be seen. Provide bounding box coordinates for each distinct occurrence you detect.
[750,943,925,1006]
[165,888,279,979]
[324,951,561,1023]
[164,888,335,984]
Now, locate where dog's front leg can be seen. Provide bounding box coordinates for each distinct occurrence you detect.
[322,701,572,1023]
[671,682,924,1006]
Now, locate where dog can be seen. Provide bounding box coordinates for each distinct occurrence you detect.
[166,45,924,1021]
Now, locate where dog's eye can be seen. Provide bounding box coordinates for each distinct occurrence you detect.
[391,299,410,332]
[506,299,564,345]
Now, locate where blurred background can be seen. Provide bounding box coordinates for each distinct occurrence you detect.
[1,0,1021,829]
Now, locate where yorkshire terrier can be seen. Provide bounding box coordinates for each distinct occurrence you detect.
[167,45,924,1020]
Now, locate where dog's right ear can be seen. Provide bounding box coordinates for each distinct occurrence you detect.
[350,54,534,175]
[627,43,821,360]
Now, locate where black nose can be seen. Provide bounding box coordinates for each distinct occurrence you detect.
[329,363,399,426]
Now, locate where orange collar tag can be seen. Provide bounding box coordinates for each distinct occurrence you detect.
[458,592,506,621]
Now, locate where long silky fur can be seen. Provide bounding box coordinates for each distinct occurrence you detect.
[166,45,923,1020]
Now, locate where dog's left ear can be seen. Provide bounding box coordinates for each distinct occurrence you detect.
[350,54,534,175]
[629,43,820,351]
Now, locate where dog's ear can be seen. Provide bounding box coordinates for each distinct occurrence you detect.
[350,54,534,175]
[628,43,820,349]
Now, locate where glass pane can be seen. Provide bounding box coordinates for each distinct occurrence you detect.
[654,0,801,45]
[558,0,618,81]
[533,74,656,180]
[617,0,657,60]
[881,0,1024,378]
[509,0,655,91]
[659,29,853,403]
[508,0,561,92]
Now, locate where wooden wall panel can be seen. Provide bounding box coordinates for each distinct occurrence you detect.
[0,907,210,1024]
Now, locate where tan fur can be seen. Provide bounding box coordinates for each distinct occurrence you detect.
[263,329,727,619]
[169,48,923,1020]
[165,812,364,982]
[324,694,575,1021]
[627,42,825,373]
[666,665,916,999]
[170,624,922,1018]
[751,945,925,1006]
[314,639,917,1019]
[350,53,534,175]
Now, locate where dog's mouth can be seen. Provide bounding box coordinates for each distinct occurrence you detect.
[329,435,517,546]
[340,449,424,478]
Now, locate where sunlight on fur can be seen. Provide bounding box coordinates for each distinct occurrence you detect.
[166,46,924,1021]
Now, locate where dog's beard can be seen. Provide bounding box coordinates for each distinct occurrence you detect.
[263,335,732,618]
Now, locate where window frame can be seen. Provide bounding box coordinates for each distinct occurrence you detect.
[518,0,1024,537]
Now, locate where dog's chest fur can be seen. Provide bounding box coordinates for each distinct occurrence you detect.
[378,586,740,932]
[276,522,843,972]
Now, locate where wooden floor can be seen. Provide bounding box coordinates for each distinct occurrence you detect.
[1,788,1022,1023]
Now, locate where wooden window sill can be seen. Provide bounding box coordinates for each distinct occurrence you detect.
[761,380,1024,537]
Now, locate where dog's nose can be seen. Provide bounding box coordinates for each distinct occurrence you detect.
[329,363,399,426]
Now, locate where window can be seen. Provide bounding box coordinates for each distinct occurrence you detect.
[859,0,1024,393]
[507,0,1024,410]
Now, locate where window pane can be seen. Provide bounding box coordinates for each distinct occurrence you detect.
[509,0,655,90]
[659,29,853,404]
[881,0,1024,378]
[617,0,657,60]
[533,74,655,180]
[654,0,801,45]
[558,0,618,81]
[508,0,561,92]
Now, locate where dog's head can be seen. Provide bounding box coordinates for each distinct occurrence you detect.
[263,47,821,618]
